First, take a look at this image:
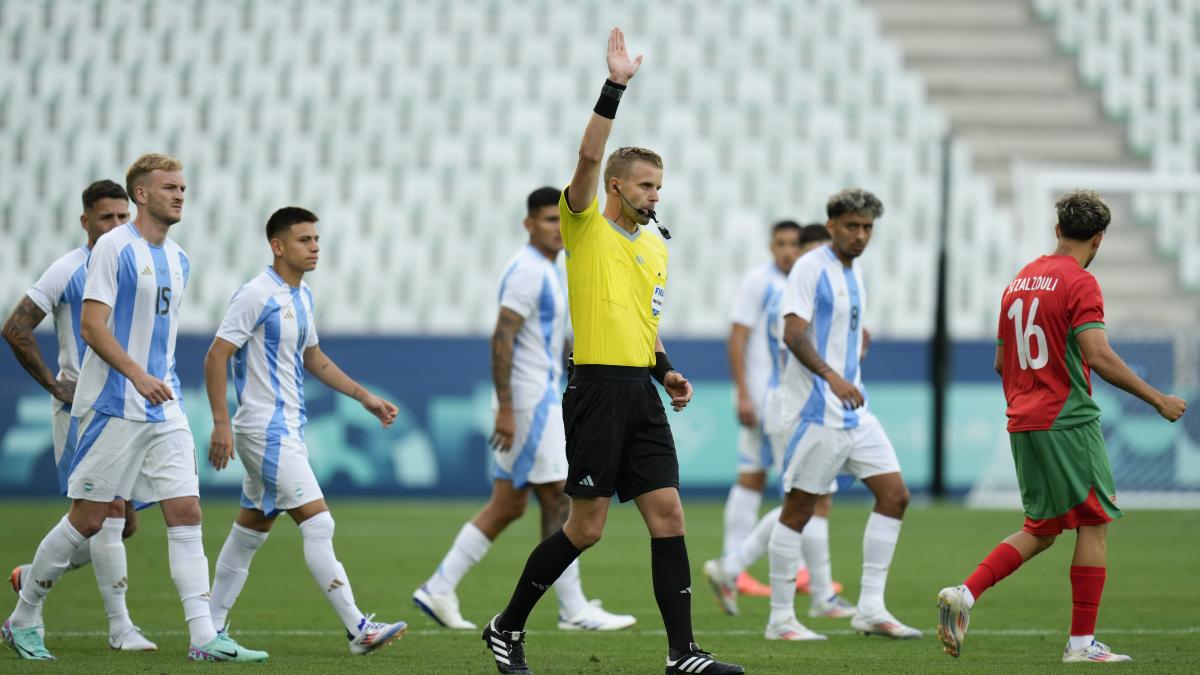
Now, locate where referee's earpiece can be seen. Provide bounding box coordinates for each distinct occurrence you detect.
[615,186,671,240]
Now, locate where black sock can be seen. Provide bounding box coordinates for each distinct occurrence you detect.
[651,535,695,654]
[497,529,581,632]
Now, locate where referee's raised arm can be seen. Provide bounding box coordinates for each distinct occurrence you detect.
[566,27,642,213]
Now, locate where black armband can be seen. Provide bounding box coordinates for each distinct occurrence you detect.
[593,79,626,119]
[651,351,674,384]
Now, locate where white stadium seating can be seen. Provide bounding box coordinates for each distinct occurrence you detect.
[0,0,1043,338]
[1035,0,1200,291]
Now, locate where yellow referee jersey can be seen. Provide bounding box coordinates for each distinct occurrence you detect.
[559,188,668,367]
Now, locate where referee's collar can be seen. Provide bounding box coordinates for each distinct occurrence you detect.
[605,218,642,242]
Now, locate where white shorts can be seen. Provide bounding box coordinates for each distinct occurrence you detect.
[65,409,198,504]
[778,416,900,495]
[736,425,774,473]
[52,407,78,494]
[234,431,324,517]
[493,399,567,488]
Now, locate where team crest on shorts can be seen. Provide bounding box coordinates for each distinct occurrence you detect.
[295,483,304,499]
[83,479,94,493]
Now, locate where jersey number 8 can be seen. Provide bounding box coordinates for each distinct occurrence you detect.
[1006,297,1048,371]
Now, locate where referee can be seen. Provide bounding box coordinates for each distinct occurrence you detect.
[482,28,744,675]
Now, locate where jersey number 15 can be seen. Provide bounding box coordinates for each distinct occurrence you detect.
[1006,297,1048,371]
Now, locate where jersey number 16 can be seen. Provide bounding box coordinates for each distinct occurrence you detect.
[1006,297,1048,371]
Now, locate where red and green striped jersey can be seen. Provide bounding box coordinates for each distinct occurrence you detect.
[997,255,1105,432]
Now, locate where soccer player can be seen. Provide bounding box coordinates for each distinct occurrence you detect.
[936,190,1187,663]
[413,187,635,632]
[704,223,851,618]
[481,29,743,675]
[204,207,407,655]
[2,154,266,662]
[2,180,155,652]
[717,220,803,598]
[764,189,922,642]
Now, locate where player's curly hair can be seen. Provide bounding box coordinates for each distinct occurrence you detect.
[125,153,183,204]
[826,188,884,220]
[1056,190,1111,240]
[603,147,663,184]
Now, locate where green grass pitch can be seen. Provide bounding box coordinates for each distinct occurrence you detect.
[1,499,1197,673]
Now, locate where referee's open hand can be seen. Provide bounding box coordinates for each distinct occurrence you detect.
[663,371,693,412]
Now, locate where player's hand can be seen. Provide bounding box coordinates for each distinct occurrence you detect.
[664,371,693,412]
[51,378,76,405]
[132,372,174,406]
[491,405,516,452]
[363,395,399,428]
[1155,394,1187,422]
[736,391,758,427]
[606,27,643,85]
[208,421,235,471]
[826,373,865,410]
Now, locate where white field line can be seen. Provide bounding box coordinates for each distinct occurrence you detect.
[48,626,1200,638]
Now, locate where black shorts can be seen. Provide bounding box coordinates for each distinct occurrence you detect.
[562,365,680,503]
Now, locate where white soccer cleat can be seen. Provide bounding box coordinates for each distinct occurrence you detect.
[8,565,43,638]
[412,585,476,630]
[702,558,739,616]
[808,594,857,619]
[1062,640,1132,663]
[851,610,924,639]
[764,616,827,641]
[348,613,407,655]
[109,625,157,651]
[936,585,971,658]
[557,599,636,631]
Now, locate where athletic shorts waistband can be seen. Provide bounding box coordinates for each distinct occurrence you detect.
[572,365,650,382]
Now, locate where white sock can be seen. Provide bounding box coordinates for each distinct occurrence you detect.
[858,512,902,616]
[722,505,781,580]
[1068,634,1095,651]
[299,512,364,634]
[801,516,833,604]
[209,523,270,631]
[426,522,492,596]
[11,516,87,627]
[69,537,93,569]
[553,559,588,618]
[167,525,217,646]
[91,517,133,634]
[722,483,763,558]
[962,586,976,608]
[767,521,804,624]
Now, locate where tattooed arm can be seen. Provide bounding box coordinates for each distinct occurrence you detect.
[490,307,525,451]
[1,296,73,404]
[782,313,863,409]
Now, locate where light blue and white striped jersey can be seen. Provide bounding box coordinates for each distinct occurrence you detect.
[776,244,873,430]
[26,246,90,413]
[216,266,319,439]
[729,262,788,414]
[73,223,190,422]
[496,244,568,409]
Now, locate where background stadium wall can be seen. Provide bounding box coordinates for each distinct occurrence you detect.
[1,334,1195,504]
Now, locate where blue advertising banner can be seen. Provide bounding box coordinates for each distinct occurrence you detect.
[0,335,1195,500]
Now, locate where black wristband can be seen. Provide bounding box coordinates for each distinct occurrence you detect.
[593,79,626,119]
[651,351,674,384]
